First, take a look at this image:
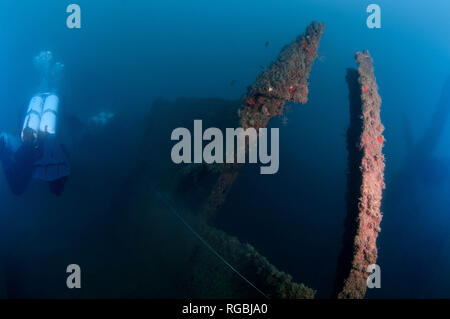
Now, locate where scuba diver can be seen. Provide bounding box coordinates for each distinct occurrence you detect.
[0,51,70,196]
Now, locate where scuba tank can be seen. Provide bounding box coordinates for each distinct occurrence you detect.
[21,95,44,140]
[21,93,59,140]
[40,94,59,134]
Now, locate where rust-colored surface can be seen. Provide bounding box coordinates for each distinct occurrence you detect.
[205,21,325,220]
[338,50,385,299]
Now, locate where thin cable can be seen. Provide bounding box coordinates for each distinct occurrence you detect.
[154,190,269,299]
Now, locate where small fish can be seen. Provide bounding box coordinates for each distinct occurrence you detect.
[229,80,237,86]
[259,65,265,70]
[265,41,269,48]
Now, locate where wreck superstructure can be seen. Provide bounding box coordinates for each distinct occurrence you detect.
[205,21,325,220]
[338,50,385,299]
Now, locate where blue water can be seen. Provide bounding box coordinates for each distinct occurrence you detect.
[0,0,449,298]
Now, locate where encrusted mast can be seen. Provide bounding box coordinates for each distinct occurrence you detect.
[338,50,385,299]
[205,21,325,220]
[240,21,325,130]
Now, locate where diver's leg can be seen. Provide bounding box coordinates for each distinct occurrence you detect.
[3,165,30,196]
[4,143,36,195]
[48,176,68,196]
[0,136,25,195]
